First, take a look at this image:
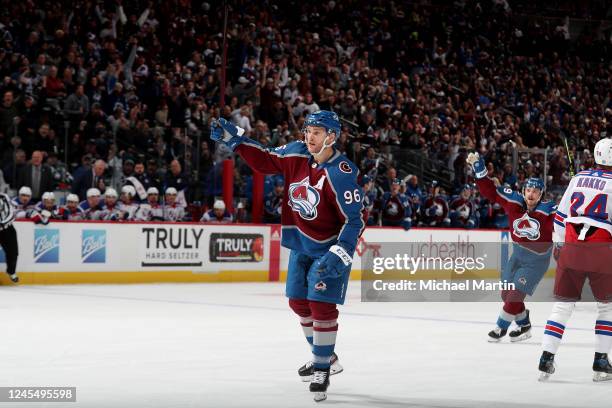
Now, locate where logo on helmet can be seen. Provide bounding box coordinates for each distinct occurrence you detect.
[512,213,541,241]
[288,177,320,220]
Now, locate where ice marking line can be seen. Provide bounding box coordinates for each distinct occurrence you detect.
[3,287,596,332]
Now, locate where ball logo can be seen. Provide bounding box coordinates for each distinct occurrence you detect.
[288,177,320,220]
[512,213,541,241]
[34,229,60,263]
[339,161,352,174]
[82,230,106,263]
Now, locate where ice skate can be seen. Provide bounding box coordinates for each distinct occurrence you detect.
[298,352,342,382]
[7,272,18,284]
[488,327,507,342]
[593,353,612,382]
[509,311,532,342]
[538,351,555,381]
[310,367,330,402]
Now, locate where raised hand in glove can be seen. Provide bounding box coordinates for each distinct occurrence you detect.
[210,117,245,149]
[466,152,487,179]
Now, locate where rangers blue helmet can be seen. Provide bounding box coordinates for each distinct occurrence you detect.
[303,110,341,137]
[524,177,545,192]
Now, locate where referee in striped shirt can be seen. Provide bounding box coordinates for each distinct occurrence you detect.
[0,193,19,283]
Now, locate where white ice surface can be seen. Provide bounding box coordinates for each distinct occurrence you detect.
[0,282,607,408]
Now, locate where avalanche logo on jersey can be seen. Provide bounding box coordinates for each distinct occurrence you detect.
[512,213,541,241]
[288,177,320,220]
[289,177,321,221]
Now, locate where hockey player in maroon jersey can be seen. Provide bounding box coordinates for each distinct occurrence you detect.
[380,178,412,229]
[211,110,366,402]
[538,138,612,381]
[420,181,450,227]
[467,152,556,343]
[449,184,477,229]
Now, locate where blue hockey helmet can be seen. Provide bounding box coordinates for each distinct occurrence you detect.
[303,110,341,137]
[523,177,545,192]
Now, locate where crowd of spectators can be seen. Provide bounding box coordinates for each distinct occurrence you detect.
[0,0,610,227]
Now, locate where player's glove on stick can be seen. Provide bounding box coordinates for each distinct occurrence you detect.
[466,152,487,179]
[210,117,245,149]
[316,245,352,280]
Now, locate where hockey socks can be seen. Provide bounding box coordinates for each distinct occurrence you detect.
[289,298,314,347]
[310,301,339,369]
[542,301,575,354]
[595,302,612,354]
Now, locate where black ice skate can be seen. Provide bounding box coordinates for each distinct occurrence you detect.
[487,327,507,342]
[310,367,330,402]
[593,352,612,382]
[509,310,532,342]
[538,351,555,381]
[7,272,18,283]
[298,352,342,382]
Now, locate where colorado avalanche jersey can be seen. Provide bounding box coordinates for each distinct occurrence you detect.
[554,169,612,240]
[380,192,411,225]
[450,197,476,225]
[234,139,366,256]
[476,177,555,252]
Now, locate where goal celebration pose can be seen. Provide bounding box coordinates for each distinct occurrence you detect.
[467,152,556,342]
[211,110,366,401]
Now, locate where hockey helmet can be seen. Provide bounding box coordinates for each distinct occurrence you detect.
[302,110,341,138]
[104,188,118,198]
[594,138,612,166]
[19,186,32,197]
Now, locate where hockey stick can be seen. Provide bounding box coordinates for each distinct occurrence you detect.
[562,136,575,178]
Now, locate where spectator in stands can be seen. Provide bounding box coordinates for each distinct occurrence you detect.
[264,179,283,224]
[164,159,189,193]
[17,150,54,201]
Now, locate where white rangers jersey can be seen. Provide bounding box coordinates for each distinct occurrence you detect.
[554,169,612,241]
[162,204,186,222]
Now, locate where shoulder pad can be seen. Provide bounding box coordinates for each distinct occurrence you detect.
[270,141,309,157]
[496,186,524,206]
[535,200,557,215]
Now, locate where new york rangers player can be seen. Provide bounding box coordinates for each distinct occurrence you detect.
[211,110,366,402]
[467,152,556,342]
[538,138,612,381]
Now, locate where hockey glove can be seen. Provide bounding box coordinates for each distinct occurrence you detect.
[210,118,245,149]
[400,217,412,231]
[466,152,487,179]
[315,245,352,280]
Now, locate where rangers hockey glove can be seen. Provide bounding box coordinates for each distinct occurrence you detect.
[466,152,487,179]
[210,118,245,149]
[315,245,352,280]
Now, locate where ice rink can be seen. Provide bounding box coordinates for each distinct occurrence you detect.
[0,282,608,408]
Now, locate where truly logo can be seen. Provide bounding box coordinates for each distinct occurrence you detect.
[34,229,60,263]
[82,230,106,263]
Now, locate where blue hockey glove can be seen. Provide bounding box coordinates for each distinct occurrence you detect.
[466,152,487,179]
[210,117,245,149]
[315,245,352,280]
[400,217,412,231]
